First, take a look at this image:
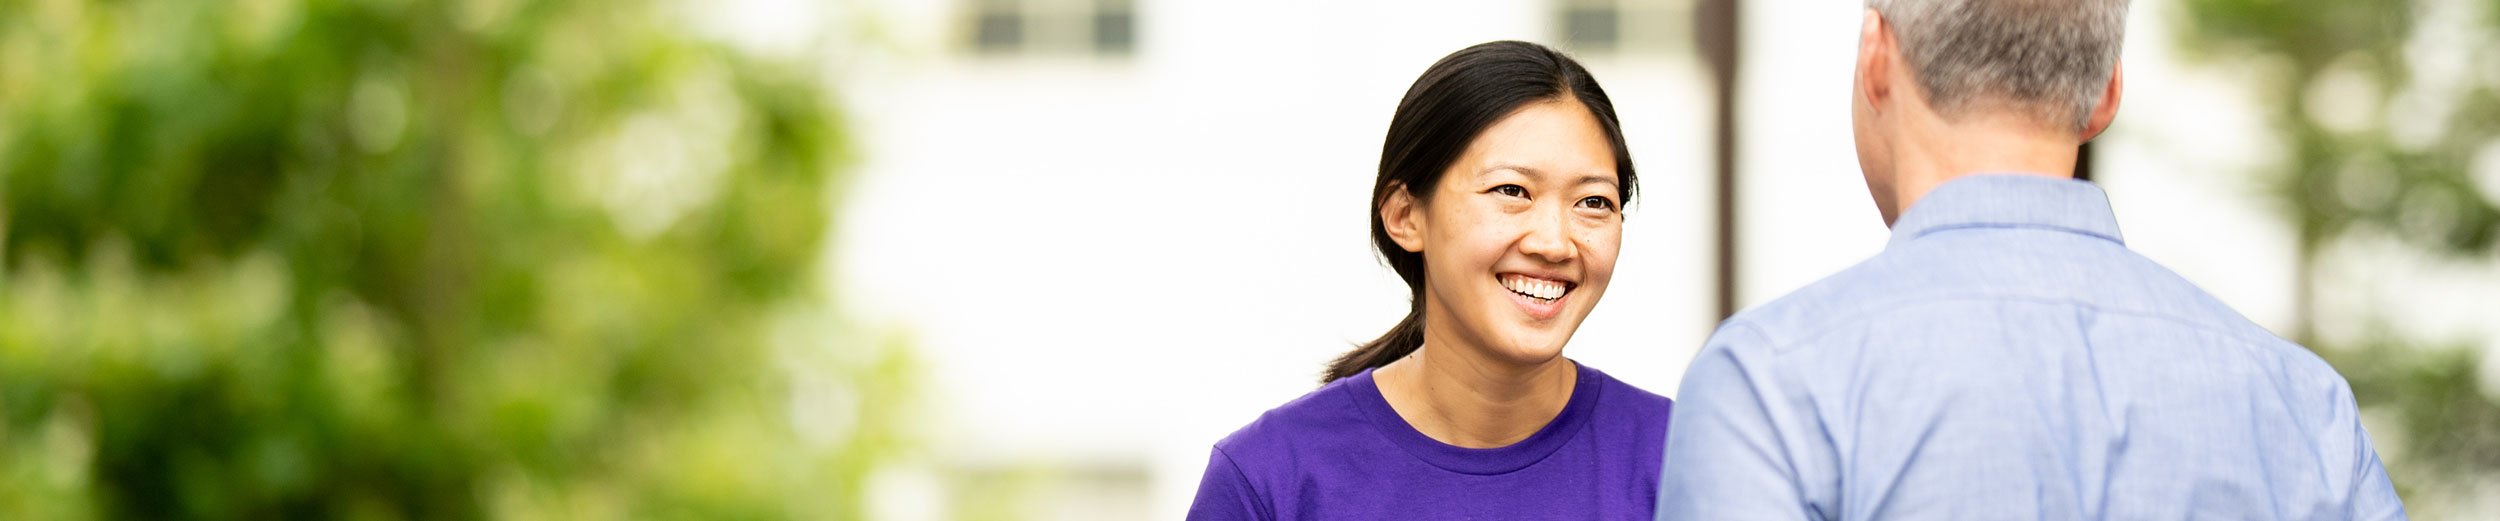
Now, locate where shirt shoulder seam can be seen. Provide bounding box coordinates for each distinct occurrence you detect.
[1210,445,1276,521]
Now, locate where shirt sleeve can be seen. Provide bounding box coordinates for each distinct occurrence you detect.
[1186,446,1268,521]
[2346,402,2409,520]
[1656,322,1828,521]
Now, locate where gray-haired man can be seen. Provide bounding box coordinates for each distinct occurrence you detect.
[1655,1,2407,519]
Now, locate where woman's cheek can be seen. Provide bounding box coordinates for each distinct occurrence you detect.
[1577,226,1623,277]
[1581,219,1621,247]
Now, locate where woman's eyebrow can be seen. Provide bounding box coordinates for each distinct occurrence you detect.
[1479,164,1617,189]
[1479,163,1543,179]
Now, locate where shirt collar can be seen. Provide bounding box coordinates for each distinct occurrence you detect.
[1886,174,2124,249]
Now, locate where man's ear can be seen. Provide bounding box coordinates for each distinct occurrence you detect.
[1856,8,1894,112]
[2082,60,2124,141]
[2080,59,2120,141]
[1381,182,1427,253]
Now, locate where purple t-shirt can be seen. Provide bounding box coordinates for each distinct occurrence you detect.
[1188,362,1672,520]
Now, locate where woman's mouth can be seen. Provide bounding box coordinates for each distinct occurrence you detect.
[1499,273,1574,319]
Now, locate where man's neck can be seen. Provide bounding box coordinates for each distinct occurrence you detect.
[1373,323,1577,449]
[1888,111,2081,218]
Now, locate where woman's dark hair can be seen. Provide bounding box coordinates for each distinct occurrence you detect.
[1321,40,1638,383]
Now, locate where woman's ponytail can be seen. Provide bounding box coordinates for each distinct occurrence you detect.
[1323,302,1425,382]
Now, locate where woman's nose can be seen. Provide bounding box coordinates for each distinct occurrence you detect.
[1518,208,1576,263]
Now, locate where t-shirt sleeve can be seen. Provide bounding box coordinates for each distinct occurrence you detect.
[1186,446,1268,521]
[1655,322,1825,521]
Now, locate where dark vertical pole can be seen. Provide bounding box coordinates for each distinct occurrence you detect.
[1699,0,1741,320]
[2073,142,2093,181]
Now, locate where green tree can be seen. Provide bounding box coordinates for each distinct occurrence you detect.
[2176,0,2500,515]
[0,0,913,518]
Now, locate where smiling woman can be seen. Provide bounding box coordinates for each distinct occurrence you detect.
[1331,40,1640,385]
[1186,40,1673,521]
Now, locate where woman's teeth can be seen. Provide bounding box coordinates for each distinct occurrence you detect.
[1500,274,1568,301]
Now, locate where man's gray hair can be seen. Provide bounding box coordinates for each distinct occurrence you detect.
[1866,0,2130,131]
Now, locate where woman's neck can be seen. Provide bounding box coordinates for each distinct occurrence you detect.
[1372,337,1578,449]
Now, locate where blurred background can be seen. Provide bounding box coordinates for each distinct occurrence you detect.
[0,0,2494,519]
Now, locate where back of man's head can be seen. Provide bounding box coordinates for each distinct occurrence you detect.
[1867,0,2130,132]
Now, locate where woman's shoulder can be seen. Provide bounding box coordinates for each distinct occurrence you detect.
[1578,363,1675,428]
[1193,373,1387,519]
[1210,373,1383,468]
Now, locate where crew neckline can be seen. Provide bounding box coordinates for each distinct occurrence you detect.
[1343,362,1602,475]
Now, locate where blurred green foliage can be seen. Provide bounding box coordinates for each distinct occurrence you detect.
[2180,0,2500,257]
[0,0,914,518]
[2178,0,2500,513]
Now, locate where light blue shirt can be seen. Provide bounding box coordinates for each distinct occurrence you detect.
[1656,175,2405,520]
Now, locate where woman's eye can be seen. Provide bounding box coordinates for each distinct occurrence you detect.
[1491,185,1527,198]
[1578,196,1615,211]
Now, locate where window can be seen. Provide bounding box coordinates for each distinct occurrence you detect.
[965,0,1137,57]
[1091,0,1135,54]
[973,0,1025,53]
[1555,0,1691,56]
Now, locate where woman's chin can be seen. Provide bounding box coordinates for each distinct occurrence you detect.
[1483,335,1571,366]
[1491,312,1588,361]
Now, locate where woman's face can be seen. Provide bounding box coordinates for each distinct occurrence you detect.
[1386,98,1624,367]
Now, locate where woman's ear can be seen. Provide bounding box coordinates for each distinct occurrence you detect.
[1381,182,1428,253]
